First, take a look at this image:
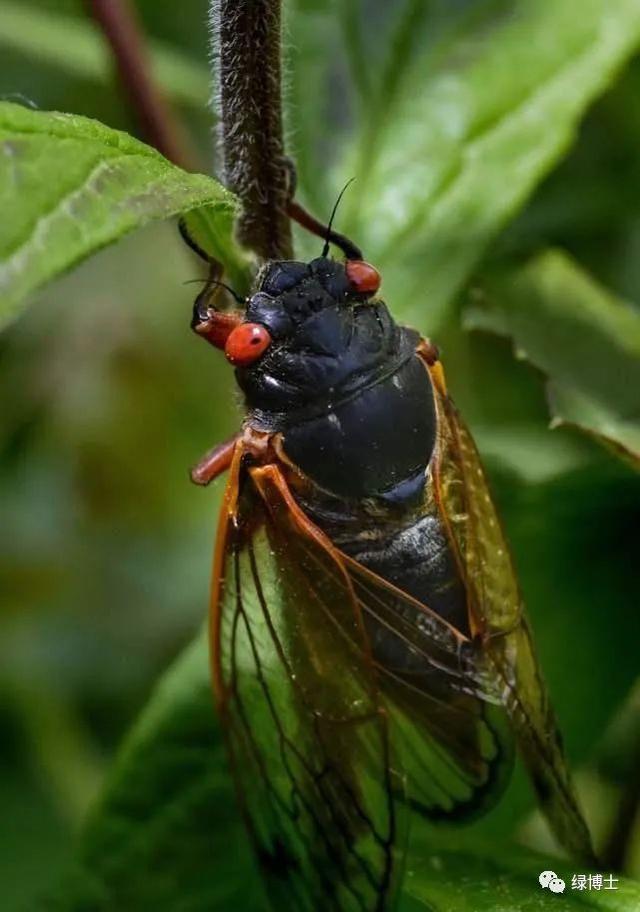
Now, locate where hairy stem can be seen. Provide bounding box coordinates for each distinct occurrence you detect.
[209,0,293,260]
[86,0,198,170]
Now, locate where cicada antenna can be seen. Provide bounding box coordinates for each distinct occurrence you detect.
[179,218,245,313]
[205,278,245,305]
[321,178,357,258]
[286,182,363,261]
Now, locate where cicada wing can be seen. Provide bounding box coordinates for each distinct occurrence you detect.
[488,620,596,861]
[344,557,513,822]
[425,357,595,862]
[211,448,403,912]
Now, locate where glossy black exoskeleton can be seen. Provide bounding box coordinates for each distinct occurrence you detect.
[218,255,468,635]
[240,257,436,502]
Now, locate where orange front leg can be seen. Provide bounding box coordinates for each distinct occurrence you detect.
[191,434,239,485]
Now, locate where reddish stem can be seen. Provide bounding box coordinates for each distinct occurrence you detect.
[86,0,198,170]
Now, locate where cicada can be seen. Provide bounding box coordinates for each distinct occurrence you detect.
[183,207,594,911]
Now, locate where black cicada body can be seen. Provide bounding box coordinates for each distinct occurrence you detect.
[187,226,594,912]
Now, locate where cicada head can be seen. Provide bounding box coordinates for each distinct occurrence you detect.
[231,255,416,420]
[246,255,380,340]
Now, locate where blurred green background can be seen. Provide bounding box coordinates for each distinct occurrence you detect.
[1,1,640,910]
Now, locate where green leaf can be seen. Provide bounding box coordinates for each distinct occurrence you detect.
[464,250,640,468]
[0,102,244,328]
[0,2,209,108]
[402,839,640,911]
[53,634,263,912]
[181,206,253,295]
[471,423,593,485]
[337,0,640,333]
[55,632,640,911]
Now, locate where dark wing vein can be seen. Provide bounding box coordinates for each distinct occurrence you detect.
[214,462,402,912]
[427,362,595,860]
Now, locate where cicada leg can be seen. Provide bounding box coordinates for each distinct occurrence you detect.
[191,435,239,486]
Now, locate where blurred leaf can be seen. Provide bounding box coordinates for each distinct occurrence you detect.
[53,633,262,912]
[491,57,640,300]
[0,2,209,108]
[465,250,640,467]
[56,631,640,911]
[335,0,372,108]
[596,681,640,785]
[472,424,593,485]
[284,1,351,215]
[0,102,241,327]
[339,0,640,333]
[0,765,72,912]
[3,671,104,826]
[591,681,640,875]
[403,838,640,911]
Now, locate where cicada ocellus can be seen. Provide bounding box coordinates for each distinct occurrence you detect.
[183,206,594,912]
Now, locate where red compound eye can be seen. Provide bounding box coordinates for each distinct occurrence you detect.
[224,322,272,367]
[345,260,381,295]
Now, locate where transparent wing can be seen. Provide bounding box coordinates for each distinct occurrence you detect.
[344,555,513,823]
[211,448,404,912]
[425,355,595,861]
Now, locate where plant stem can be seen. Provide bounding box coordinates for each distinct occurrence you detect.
[209,0,293,260]
[86,0,198,171]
